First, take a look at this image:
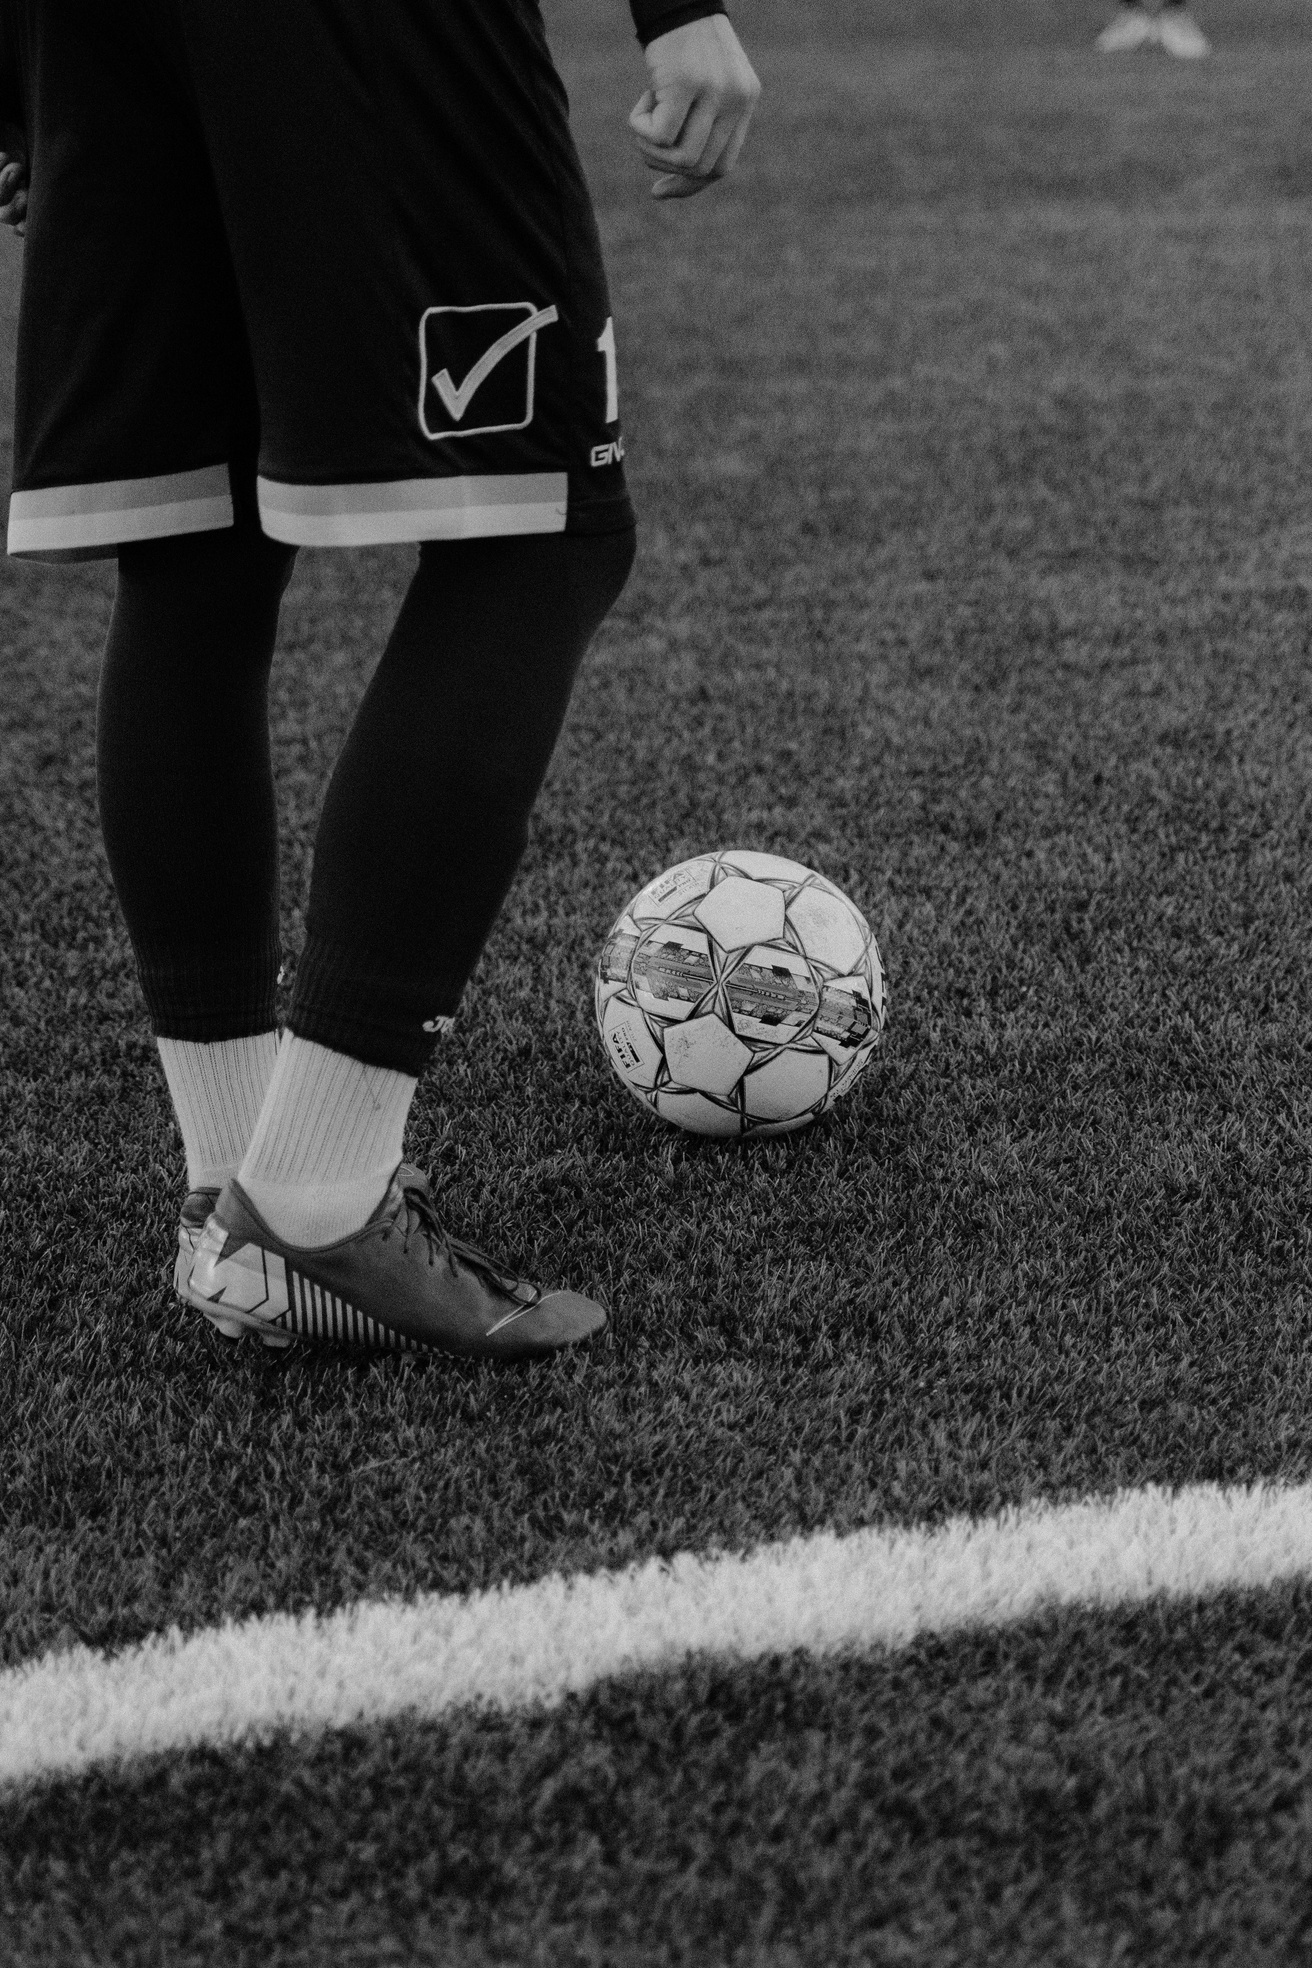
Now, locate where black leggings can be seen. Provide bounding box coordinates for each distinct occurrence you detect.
[97,518,635,1076]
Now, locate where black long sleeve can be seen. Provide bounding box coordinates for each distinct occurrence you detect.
[628,1,728,49]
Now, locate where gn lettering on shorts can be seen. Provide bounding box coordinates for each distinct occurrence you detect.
[591,316,622,467]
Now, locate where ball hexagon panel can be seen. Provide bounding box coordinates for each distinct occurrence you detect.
[655,1088,743,1138]
[814,973,879,1060]
[663,1013,754,1097]
[693,876,787,952]
[743,1046,833,1122]
[596,917,641,995]
[828,1038,880,1102]
[600,995,665,1092]
[724,943,819,1045]
[786,883,869,977]
[631,926,714,1023]
[746,1107,822,1140]
[631,857,717,922]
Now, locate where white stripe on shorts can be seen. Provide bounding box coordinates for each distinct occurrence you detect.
[256,472,569,547]
[6,466,234,557]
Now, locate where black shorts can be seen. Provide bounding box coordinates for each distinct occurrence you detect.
[3,0,634,560]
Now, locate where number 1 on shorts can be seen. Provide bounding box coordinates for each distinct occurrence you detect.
[597,317,618,425]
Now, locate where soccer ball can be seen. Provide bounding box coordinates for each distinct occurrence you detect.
[595,848,886,1139]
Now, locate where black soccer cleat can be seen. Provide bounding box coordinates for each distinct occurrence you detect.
[180,1163,608,1360]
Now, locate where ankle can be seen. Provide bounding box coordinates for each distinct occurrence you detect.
[236,1032,418,1244]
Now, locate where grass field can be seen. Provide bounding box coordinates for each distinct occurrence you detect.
[3,0,1312,1958]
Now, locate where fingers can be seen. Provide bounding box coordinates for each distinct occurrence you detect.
[648,98,751,199]
[634,91,720,173]
[629,17,761,201]
[0,155,28,231]
[0,124,30,232]
[633,92,755,199]
[628,84,690,151]
[638,97,750,199]
[649,171,706,202]
[0,151,29,225]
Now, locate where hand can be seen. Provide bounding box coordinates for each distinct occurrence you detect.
[0,119,28,236]
[629,15,761,202]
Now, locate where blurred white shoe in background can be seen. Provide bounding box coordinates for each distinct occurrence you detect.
[1096,7,1158,53]
[1157,9,1211,58]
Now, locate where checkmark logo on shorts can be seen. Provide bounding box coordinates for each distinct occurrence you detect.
[431,306,558,422]
[418,301,560,442]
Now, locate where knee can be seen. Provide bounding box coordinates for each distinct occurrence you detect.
[573,523,637,622]
[117,522,297,623]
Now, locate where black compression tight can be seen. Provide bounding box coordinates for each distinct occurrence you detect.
[98,519,635,1075]
[295,524,635,1074]
[97,520,295,1041]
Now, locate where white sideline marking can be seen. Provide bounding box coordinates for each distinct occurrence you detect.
[3,1481,1311,1789]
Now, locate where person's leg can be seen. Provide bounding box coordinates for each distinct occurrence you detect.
[97,511,297,1191]
[235,524,636,1248]
[175,0,637,1350]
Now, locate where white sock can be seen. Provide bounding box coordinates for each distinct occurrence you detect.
[157,1032,281,1193]
[235,1032,419,1248]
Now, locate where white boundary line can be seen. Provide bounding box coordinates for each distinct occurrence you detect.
[4,1481,1311,1790]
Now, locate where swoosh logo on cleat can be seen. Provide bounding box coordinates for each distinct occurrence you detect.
[484,1298,542,1337]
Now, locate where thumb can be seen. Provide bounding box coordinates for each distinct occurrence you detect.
[629,83,694,148]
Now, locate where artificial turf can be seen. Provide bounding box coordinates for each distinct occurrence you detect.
[3,0,1312,1955]
[6,1586,1312,1966]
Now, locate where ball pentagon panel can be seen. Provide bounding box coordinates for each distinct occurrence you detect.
[718,848,813,883]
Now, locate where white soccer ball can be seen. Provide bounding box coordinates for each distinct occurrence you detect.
[595,848,887,1139]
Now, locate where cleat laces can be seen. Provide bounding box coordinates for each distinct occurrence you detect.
[392,1176,541,1310]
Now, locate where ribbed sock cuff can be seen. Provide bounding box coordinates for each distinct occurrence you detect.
[136,931,283,1040]
[157,1030,281,1192]
[287,932,458,1078]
